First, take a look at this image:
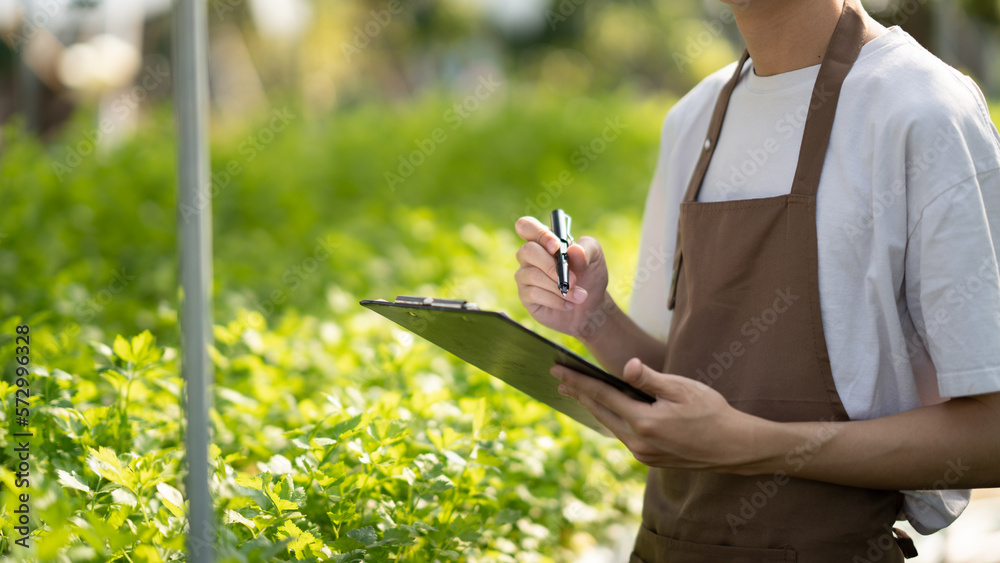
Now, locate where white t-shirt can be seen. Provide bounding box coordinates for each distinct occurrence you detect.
[628,27,1000,534]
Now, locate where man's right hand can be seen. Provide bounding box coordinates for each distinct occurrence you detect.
[514,216,611,340]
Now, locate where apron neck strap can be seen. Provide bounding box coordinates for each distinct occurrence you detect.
[791,1,865,196]
[682,0,866,202]
[680,49,750,205]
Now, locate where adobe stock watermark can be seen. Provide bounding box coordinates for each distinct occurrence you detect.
[726,418,840,533]
[544,0,585,30]
[883,0,930,27]
[898,459,970,519]
[842,125,960,241]
[673,7,735,71]
[853,460,967,563]
[893,255,998,370]
[510,117,627,225]
[692,288,799,388]
[851,523,912,563]
[341,1,403,63]
[242,234,340,330]
[566,447,636,522]
[51,63,171,180]
[4,0,71,54]
[213,0,244,19]
[576,245,670,342]
[76,268,137,323]
[384,74,503,192]
[715,84,834,200]
[179,107,295,223]
[30,267,138,366]
[434,276,479,303]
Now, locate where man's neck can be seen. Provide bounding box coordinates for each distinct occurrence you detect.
[726,0,883,76]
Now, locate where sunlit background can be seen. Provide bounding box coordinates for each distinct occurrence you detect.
[2,0,999,136]
[1,0,1000,561]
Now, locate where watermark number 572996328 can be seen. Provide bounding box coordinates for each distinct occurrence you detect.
[10,324,33,549]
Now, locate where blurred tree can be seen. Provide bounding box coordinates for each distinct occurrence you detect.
[6,0,998,133]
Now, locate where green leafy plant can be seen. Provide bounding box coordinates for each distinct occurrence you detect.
[0,91,666,561]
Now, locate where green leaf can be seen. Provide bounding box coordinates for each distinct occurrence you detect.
[113,335,134,363]
[265,454,293,476]
[81,511,133,552]
[330,536,366,553]
[478,425,501,441]
[107,504,132,528]
[86,446,136,490]
[214,324,238,346]
[453,514,484,542]
[473,452,503,466]
[331,414,363,438]
[132,544,164,563]
[277,521,321,558]
[156,482,185,518]
[472,397,488,435]
[327,504,357,525]
[346,526,377,546]
[428,476,455,493]
[427,427,463,450]
[57,469,91,493]
[325,461,348,480]
[131,331,154,361]
[225,509,256,531]
[496,508,521,525]
[382,527,416,546]
[0,316,22,335]
[36,525,71,560]
[235,474,263,491]
[265,481,298,512]
[111,487,137,506]
[81,405,110,428]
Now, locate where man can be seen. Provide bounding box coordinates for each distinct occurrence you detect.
[513,0,1000,560]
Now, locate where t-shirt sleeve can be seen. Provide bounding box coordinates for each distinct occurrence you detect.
[627,67,736,342]
[628,126,673,341]
[907,168,1000,398]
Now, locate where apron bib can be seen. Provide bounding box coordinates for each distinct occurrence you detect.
[633,3,907,562]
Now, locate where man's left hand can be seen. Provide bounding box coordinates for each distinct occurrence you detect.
[551,357,765,471]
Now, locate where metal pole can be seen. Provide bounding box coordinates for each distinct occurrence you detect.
[173,0,215,560]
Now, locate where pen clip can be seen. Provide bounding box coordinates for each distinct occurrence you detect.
[551,209,573,248]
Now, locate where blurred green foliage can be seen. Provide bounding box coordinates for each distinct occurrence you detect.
[0,90,670,561]
[0,89,669,340]
[218,0,740,108]
[960,0,1000,25]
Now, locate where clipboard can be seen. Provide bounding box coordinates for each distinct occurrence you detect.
[359,296,655,436]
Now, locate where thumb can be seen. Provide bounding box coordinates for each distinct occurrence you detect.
[622,358,686,402]
[567,236,603,273]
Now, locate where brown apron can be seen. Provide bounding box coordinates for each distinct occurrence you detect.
[632,3,908,562]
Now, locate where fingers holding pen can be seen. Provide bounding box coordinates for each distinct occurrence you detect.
[517,275,576,310]
[568,236,602,273]
[515,240,578,287]
[515,267,585,306]
[515,216,561,255]
[514,214,592,304]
